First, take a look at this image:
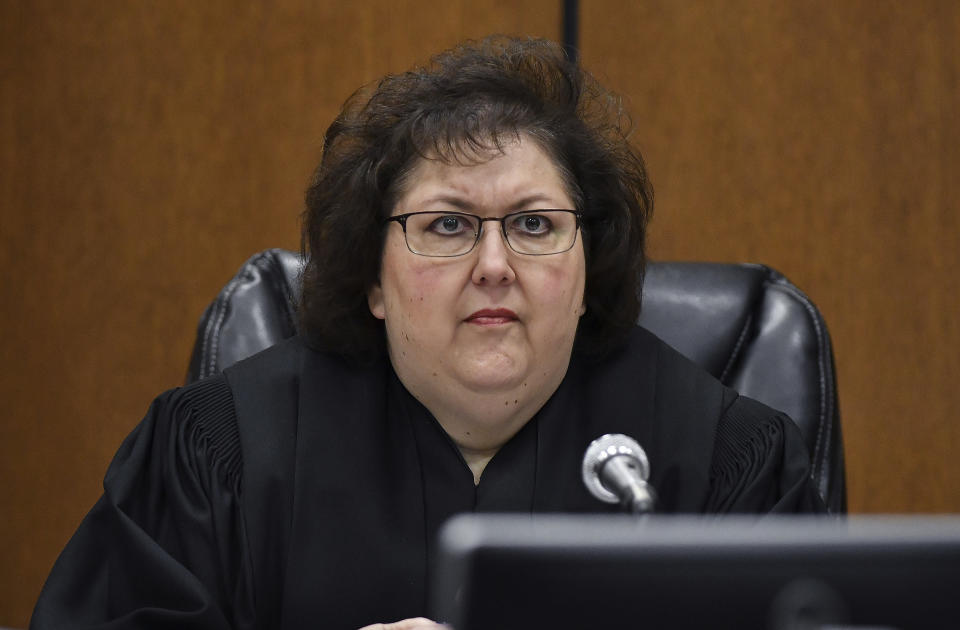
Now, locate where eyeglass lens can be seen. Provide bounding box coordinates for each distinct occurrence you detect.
[403,210,578,256]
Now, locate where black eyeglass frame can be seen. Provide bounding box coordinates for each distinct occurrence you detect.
[384,209,583,257]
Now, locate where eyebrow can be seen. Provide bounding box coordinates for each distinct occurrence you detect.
[417,193,563,213]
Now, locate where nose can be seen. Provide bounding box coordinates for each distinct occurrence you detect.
[471,224,516,286]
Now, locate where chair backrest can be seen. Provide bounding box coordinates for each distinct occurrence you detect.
[187,249,845,512]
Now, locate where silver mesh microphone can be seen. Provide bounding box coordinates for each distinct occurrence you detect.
[582,433,657,514]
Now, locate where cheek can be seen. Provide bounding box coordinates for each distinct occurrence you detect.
[382,261,457,324]
[533,261,586,315]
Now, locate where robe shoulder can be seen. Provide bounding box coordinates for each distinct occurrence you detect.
[31,374,254,629]
[606,327,825,513]
[708,394,826,513]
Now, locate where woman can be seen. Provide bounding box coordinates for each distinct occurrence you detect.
[32,36,823,630]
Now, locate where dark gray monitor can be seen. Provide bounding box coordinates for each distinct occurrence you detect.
[431,514,960,630]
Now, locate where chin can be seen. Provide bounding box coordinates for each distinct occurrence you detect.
[455,354,529,393]
[460,371,526,393]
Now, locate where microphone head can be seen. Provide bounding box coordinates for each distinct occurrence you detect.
[582,433,650,504]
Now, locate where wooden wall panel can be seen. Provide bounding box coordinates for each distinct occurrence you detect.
[581,1,960,514]
[0,2,560,626]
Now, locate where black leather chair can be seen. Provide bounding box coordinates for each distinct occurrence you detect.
[187,248,845,512]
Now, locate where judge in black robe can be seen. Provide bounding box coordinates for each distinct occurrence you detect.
[32,327,823,629]
[33,35,827,630]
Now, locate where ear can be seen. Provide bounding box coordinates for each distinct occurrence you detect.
[367,283,385,320]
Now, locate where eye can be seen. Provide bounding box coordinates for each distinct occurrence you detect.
[510,213,553,236]
[428,214,472,235]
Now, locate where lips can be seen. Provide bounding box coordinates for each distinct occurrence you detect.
[465,308,519,325]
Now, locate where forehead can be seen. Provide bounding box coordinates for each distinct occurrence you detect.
[392,136,574,212]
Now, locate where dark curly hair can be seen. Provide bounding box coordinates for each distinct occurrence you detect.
[300,35,653,363]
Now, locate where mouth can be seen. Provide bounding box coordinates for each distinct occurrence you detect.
[465,308,519,326]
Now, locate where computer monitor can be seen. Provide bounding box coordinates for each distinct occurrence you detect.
[431,514,960,630]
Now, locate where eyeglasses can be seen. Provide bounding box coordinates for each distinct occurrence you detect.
[385,209,582,257]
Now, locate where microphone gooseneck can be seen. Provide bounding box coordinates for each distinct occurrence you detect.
[582,433,657,515]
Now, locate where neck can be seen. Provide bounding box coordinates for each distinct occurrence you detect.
[401,378,557,483]
[388,349,573,483]
[458,445,498,485]
[421,381,552,456]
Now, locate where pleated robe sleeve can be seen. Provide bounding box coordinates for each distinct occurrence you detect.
[31,375,255,629]
[704,394,827,514]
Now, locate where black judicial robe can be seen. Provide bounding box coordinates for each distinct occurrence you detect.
[32,326,824,629]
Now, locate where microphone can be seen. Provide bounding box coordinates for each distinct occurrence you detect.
[582,433,657,514]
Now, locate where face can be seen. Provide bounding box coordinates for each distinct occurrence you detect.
[368,137,586,427]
